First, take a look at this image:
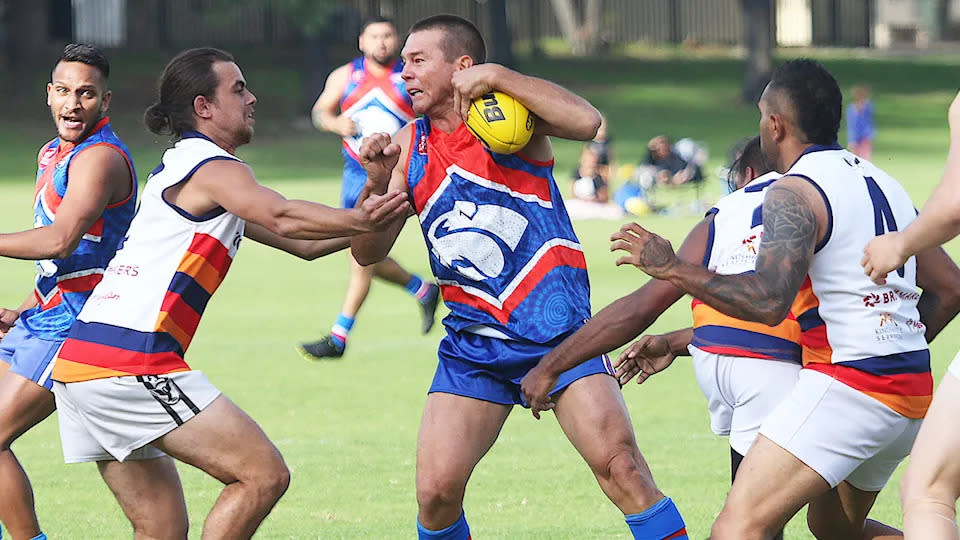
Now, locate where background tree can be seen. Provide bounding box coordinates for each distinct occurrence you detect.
[740,0,774,103]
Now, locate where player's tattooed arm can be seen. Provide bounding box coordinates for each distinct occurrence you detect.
[612,178,821,325]
[915,246,960,342]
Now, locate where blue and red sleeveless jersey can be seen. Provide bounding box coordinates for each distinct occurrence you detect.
[407,118,592,343]
[22,117,137,340]
[340,56,414,168]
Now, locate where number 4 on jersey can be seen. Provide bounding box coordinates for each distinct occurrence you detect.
[864,175,905,278]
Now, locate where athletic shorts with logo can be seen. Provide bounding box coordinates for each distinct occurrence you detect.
[0,324,61,390]
[54,370,221,463]
[760,369,921,491]
[430,328,614,406]
[690,345,801,455]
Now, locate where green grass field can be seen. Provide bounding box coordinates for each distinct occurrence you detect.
[2,51,960,538]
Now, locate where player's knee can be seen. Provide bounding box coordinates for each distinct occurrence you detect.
[247,455,291,504]
[596,446,653,488]
[416,475,466,515]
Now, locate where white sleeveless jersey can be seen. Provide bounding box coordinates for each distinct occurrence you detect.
[54,133,246,383]
[785,144,930,419]
[691,171,803,363]
[706,171,780,274]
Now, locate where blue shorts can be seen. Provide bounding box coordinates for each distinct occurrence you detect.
[430,329,615,406]
[0,324,62,390]
[341,165,368,209]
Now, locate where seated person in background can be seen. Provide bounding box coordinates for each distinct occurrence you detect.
[588,115,615,180]
[643,135,702,186]
[571,145,609,203]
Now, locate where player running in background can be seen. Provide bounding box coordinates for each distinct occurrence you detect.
[300,16,439,360]
[602,59,959,539]
[49,48,410,539]
[0,43,136,540]
[352,14,688,540]
[862,89,960,539]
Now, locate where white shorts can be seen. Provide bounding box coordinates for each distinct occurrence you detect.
[54,371,221,463]
[690,345,801,455]
[760,368,922,491]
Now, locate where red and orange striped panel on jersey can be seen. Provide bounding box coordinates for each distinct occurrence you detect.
[691,297,802,363]
[794,276,932,418]
[55,233,235,382]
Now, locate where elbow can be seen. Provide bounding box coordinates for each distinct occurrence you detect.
[576,108,603,141]
[270,212,302,239]
[352,251,380,267]
[757,303,791,327]
[51,234,80,260]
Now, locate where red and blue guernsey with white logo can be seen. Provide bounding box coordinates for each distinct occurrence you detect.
[407,118,591,343]
[24,116,137,340]
[340,57,414,168]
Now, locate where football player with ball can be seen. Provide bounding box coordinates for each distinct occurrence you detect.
[351,14,688,540]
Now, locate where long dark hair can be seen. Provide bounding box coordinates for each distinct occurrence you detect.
[144,47,235,137]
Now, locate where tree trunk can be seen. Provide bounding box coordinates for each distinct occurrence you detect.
[550,0,584,55]
[741,0,774,103]
[487,0,514,67]
[583,0,603,54]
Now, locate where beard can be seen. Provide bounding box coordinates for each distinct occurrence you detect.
[370,53,396,67]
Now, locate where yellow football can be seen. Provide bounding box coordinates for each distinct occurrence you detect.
[465,91,535,154]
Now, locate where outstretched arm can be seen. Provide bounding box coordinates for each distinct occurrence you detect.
[611,176,825,326]
[520,214,713,418]
[243,223,351,260]
[614,327,694,386]
[191,159,410,241]
[863,92,960,283]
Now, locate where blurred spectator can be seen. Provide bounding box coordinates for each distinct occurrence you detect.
[642,135,703,186]
[567,145,623,219]
[847,85,874,160]
[588,114,615,180]
[571,145,609,203]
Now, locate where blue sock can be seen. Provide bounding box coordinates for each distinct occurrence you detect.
[329,313,354,349]
[417,513,470,540]
[405,275,425,296]
[625,497,687,539]
[31,534,47,540]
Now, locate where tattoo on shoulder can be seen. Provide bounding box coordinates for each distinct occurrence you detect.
[756,184,817,288]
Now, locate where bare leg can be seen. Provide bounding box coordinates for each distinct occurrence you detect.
[711,434,830,539]
[807,482,898,539]
[901,372,960,540]
[552,374,662,513]
[340,254,376,318]
[0,363,56,540]
[416,393,511,530]
[373,256,413,287]
[152,395,290,539]
[98,456,189,540]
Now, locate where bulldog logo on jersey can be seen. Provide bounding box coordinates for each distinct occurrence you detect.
[427,200,528,281]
